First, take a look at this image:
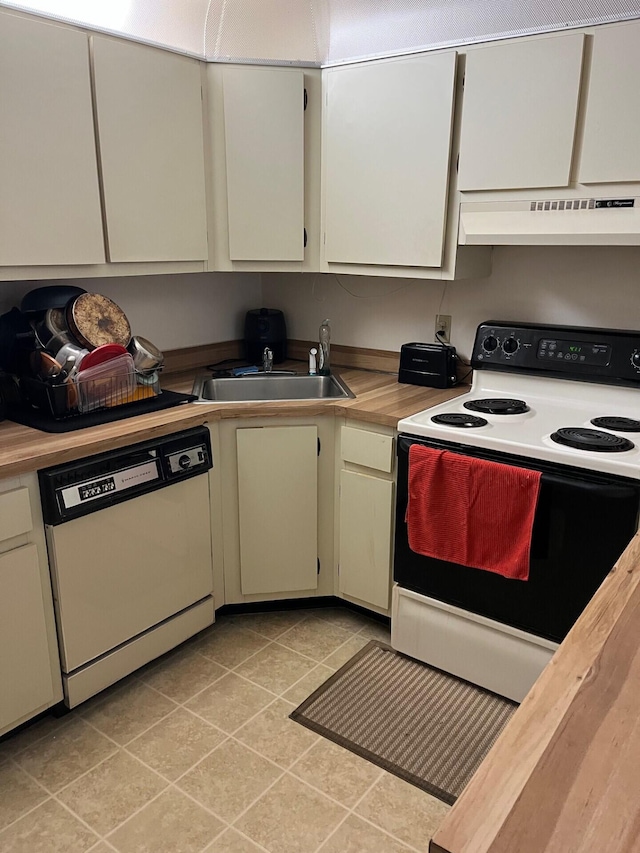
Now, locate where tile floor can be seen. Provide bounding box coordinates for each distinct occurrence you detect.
[0,607,450,852]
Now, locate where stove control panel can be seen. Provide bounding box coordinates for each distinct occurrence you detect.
[472,322,640,387]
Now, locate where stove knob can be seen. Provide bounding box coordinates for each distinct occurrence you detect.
[482,335,499,353]
[502,337,519,355]
[631,350,640,370]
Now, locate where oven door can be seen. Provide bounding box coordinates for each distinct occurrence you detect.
[394,434,640,643]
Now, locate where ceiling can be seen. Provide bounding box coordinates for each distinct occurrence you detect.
[1,0,640,65]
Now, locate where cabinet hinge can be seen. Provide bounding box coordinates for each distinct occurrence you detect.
[317,437,321,456]
[456,152,459,173]
[304,88,308,111]
[304,227,308,248]
[317,558,321,575]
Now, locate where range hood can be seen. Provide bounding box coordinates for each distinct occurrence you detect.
[459,194,640,246]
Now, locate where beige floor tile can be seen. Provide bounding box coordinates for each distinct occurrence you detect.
[318,814,413,852]
[0,713,72,762]
[282,664,335,706]
[107,787,224,853]
[0,798,98,852]
[0,760,48,831]
[185,673,274,734]
[235,774,347,853]
[313,607,376,633]
[126,708,225,781]
[229,610,310,640]
[57,749,167,836]
[290,739,383,808]
[204,828,268,852]
[277,616,356,662]
[356,619,391,643]
[138,646,227,703]
[87,843,116,852]
[177,739,281,822]
[82,680,177,745]
[355,772,450,850]
[234,643,317,695]
[322,635,371,670]
[15,717,117,794]
[235,699,318,768]
[195,624,271,668]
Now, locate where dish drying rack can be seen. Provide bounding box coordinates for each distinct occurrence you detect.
[20,362,161,420]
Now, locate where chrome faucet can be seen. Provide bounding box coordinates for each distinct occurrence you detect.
[262,346,273,373]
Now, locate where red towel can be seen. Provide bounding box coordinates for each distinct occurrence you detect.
[406,445,541,580]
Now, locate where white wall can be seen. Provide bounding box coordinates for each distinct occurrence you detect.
[1,271,261,351]
[262,246,640,360]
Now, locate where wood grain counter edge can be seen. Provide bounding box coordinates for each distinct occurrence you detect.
[430,531,640,853]
[0,366,468,478]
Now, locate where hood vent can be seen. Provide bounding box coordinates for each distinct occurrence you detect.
[459,196,640,246]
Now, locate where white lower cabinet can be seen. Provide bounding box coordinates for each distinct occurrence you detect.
[218,417,335,604]
[336,422,395,615]
[0,475,62,736]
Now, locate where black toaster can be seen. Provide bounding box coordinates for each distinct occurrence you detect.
[398,342,458,388]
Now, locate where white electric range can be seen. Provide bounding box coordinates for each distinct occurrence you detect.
[392,321,640,701]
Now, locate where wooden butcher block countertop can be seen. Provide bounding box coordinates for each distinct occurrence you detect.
[431,530,640,853]
[0,362,469,478]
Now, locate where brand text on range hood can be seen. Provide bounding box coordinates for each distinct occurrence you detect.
[458,194,640,246]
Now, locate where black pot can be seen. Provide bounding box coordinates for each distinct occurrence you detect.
[244,308,287,365]
[20,285,86,315]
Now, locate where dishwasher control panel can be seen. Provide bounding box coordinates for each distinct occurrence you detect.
[167,445,208,475]
[40,426,212,525]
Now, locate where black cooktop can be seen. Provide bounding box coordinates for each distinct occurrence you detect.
[550,427,635,453]
[464,398,530,415]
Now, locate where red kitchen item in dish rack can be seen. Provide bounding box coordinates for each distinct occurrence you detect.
[78,344,128,371]
[406,444,541,580]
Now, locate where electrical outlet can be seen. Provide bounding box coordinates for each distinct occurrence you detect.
[435,314,452,344]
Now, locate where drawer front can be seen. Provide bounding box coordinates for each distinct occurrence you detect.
[341,426,394,473]
[0,488,33,543]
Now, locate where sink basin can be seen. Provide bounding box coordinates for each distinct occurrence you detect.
[192,372,355,402]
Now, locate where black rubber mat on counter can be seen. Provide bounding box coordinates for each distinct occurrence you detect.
[6,390,197,433]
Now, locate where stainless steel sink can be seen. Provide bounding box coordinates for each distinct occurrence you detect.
[192,372,355,402]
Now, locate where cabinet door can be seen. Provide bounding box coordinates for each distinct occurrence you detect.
[0,12,104,266]
[579,22,640,184]
[458,34,584,191]
[92,36,208,262]
[339,470,393,611]
[0,544,55,731]
[237,426,318,594]
[323,52,457,268]
[223,67,305,261]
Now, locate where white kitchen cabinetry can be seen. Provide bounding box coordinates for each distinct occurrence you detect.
[458,33,584,192]
[91,36,208,263]
[0,10,104,267]
[337,422,395,615]
[0,475,62,737]
[218,417,334,604]
[207,65,321,272]
[321,52,491,280]
[578,21,640,184]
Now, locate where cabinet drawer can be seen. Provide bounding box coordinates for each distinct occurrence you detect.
[341,426,394,473]
[0,488,32,542]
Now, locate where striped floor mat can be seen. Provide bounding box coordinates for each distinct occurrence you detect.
[290,640,517,805]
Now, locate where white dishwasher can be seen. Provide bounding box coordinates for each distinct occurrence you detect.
[39,426,214,708]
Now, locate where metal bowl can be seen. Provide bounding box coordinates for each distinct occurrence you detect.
[127,336,164,373]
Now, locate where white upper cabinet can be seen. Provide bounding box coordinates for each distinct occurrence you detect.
[92,36,208,263]
[458,34,585,191]
[0,11,104,266]
[222,67,305,262]
[578,22,640,184]
[323,52,457,269]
